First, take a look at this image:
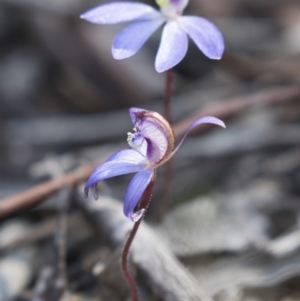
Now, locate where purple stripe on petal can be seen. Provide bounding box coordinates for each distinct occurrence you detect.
[84,159,147,197]
[80,2,159,24]
[169,116,225,158]
[112,18,164,59]
[106,148,147,162]
[178,16,224,59]
[123,168,153,222]
[141,120,169,164]
[155,20,188,73]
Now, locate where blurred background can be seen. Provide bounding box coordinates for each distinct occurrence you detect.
[0,0,300,300]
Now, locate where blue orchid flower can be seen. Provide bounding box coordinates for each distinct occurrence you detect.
[80,0,224,73]
[84,108,225,222]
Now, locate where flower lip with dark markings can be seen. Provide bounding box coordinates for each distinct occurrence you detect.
[84,107,225,222]
[80,0,224,73]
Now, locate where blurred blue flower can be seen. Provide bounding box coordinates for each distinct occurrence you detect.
[81,0,224,72]
[84,107,225,222]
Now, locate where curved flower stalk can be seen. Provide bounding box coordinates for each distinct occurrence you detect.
[81,0,224,73]
[84,107,225,222]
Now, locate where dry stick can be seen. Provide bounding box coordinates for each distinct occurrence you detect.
[0,85,299,219]
[0,161,101,219]
[173,85,300,137]
[0,212,81,253]
[37,157,72,295]
[56,187,72,295]
[121,173,156,301]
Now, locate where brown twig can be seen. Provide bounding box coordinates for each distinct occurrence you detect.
[0,161,101,219]
[0,212,81,253]
[56,187,72,297]
[173,84,300,137]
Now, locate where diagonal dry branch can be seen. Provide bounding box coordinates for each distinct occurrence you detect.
[0,162,100,218]
[173,84,300,137]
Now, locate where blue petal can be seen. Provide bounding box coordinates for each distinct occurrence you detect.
[169,116,226,158]
[178,16,224,59]
[155,20,188,73]
[123,169,154,222]
[80,2,159,24]
[85,149,148,197]
[112,18,164,59]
